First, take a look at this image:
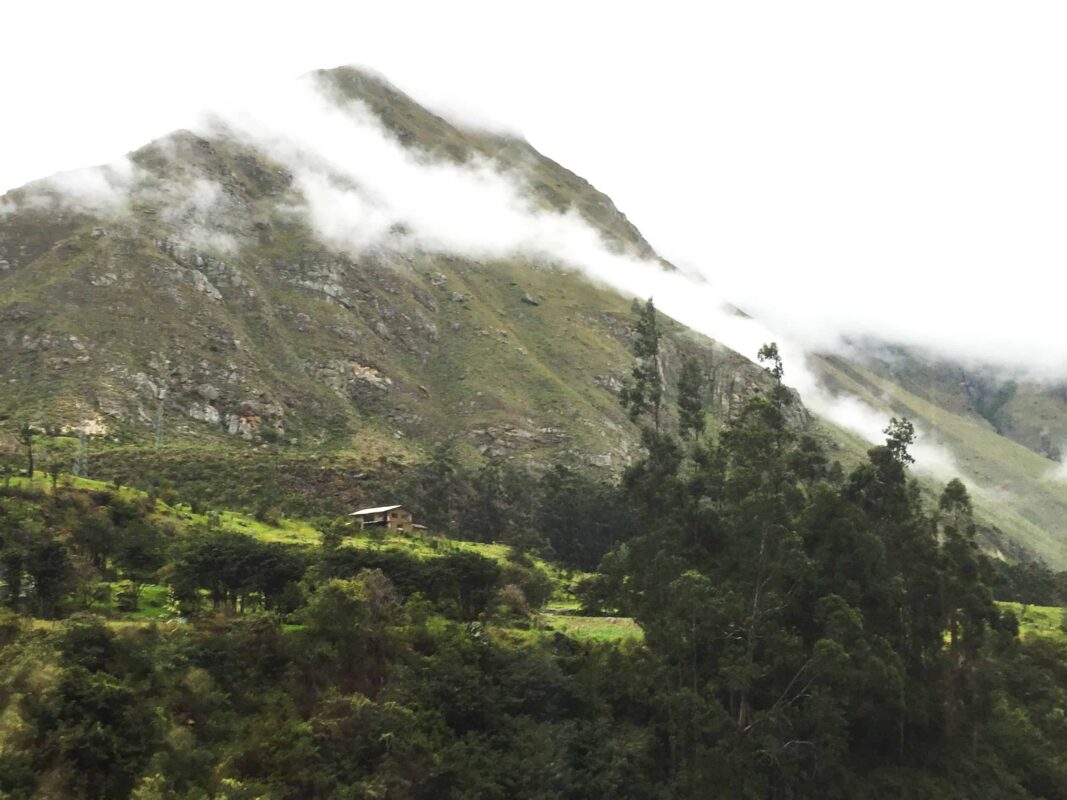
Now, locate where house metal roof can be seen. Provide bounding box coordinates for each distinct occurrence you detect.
[349,505,403,516]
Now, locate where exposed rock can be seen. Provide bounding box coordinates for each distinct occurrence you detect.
[222,398,284,440]
[132,372,162,401]
[451,292,466,303]
[412,289,438,312]
[190,269,222,301]
[468,421,564,454]
[188,402,221,425]
[349,363,392,389]
[309,360,394,399]
[226,413,257,438]
[595,374,623,392]
[61,415,110,436]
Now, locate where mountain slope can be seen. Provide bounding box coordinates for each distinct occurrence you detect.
[0,67,773,470]
[814,349,1067,566]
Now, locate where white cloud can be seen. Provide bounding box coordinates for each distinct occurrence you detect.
[191,74,964,477]
[154,177,238,255]
[32,158,145,216]
[200,79,621,264]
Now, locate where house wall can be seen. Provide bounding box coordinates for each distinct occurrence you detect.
[387,509,412,534]
[356,508,415,534]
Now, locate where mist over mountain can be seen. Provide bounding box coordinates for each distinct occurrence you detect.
[0,67,782,468]
[5,65,1067,567]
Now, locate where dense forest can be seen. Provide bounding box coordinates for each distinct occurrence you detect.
[1,305,1067,798]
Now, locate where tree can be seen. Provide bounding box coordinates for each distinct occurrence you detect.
[620,298,663,430]
[0,498,41,610]
[73,426,89,478]
[319,517,347,552]
[115,524,165,584]
[50,661,161,798]
[48,460,62,497]
[937,478,996,735]
[884,417,916,466]
[0,455,16,488]
[417,441,463,532]
[16,423,34,480]
[533,464,635,570]
[112,522,167,610]
[757,342,783,382]
[467,459,509,542]
[677,355,705,440]
[72,510,118,570]
[26,538,73,617]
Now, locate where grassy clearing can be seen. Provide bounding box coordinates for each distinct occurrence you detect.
[127,584,172,620]
[999,601,1067,644]
[541,613,643,643]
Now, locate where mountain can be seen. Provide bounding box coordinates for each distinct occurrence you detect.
[811,345,1067,567]
[4,65,1067,568]
[0,66,776,470]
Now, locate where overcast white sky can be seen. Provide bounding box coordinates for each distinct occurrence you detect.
[4,0,1067,377]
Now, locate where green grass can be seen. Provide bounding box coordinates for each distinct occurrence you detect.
[541,613,643,642]
[124,584,172,621]
[86,583,173,621]
[998,601,1067,644]
[11,475,581,604]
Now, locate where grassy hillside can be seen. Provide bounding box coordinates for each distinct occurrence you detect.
[839,343,1067,460]
[815,354,1067,567]
[5,473,638,644]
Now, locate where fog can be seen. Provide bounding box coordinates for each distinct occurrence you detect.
[186,73,960,477]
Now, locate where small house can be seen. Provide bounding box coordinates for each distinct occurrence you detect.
[348,504,415,534]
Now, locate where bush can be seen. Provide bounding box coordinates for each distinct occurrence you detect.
[115,581,140,612]
[255,504,284,527]
[493,584,530,619]
[501,560,553,610]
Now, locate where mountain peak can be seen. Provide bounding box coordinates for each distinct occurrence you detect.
[0,65,767,473]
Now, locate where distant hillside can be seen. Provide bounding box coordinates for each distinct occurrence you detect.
[814,347,1067,567]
